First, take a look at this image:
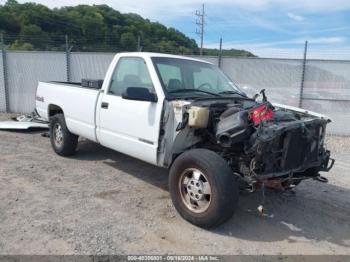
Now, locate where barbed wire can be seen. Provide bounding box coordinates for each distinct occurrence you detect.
[3,33,350,60]
[0,33,201,54]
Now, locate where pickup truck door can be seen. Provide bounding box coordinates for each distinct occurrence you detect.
[97,56,163,165]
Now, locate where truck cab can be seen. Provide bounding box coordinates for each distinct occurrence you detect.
[96,54,165,165]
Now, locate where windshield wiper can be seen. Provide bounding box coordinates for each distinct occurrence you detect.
[169,88,220,97]
[218,90,247,97]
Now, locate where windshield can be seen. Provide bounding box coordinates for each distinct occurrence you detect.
[152,57,245,99]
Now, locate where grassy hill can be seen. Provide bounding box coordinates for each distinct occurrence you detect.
[0,0,255,56]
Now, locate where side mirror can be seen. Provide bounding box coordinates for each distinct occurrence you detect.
[122,87,158,102]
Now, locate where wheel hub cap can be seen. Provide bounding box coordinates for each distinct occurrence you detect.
[187,179,204,201]
[179,168,212,213]
[53,123,63,147]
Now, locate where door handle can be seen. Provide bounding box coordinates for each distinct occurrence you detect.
[101,102,109,109]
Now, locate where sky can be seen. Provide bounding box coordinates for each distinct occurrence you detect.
[15,0,350,59]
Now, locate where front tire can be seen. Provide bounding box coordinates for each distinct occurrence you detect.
[50,114,78,156]
[169,149,239,228]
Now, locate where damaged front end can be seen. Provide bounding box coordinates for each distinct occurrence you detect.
[217,103,334,190]
[167,95,335,192]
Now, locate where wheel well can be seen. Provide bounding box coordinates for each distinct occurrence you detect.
[166,153,181,169]
[48,104,63,117]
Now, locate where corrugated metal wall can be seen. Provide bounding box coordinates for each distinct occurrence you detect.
[189,55,219,65]
[221,57,303,107]
[69,54,219,82]
[0,51,349,135]
[6,51,66,113]
[70,52,114,82]
[303,60,350,135]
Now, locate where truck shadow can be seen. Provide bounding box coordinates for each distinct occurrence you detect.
[74,139,169,191]
[73,140,350,248]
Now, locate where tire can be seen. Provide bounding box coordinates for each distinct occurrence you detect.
[169,149,239,228]
[50,113,78,156]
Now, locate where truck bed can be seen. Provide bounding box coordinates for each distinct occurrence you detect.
[36,81,101,142]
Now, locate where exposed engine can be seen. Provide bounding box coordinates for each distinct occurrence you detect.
[183,95,334,188]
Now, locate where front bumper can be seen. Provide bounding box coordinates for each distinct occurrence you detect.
[252,150,334,181]
[248,118,334,180]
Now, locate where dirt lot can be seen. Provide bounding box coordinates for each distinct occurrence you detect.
[0,113,350,255]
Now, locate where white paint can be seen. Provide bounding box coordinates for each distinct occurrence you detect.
[272,103,332,122]
[36,52,209,166]
[0,121,48,130]
[36,82,100,142]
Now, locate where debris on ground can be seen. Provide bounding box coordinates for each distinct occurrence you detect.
[0,110,48,130]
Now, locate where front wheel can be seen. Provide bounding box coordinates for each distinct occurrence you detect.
[169,149,239,228]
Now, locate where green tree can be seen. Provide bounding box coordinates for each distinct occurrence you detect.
[20,24,49,50]
[0,0,255,56]
[120,32,137,51]
[9,40,33,50]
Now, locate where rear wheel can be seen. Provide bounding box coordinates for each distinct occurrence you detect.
[169,149,239,228]
[50,114,78,156]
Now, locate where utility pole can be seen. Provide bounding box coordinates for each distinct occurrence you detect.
[195,4,205,56]
[137,35,141,52]
[1,32,9,112]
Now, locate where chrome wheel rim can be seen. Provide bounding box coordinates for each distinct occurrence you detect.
[178,168,212,213]
[53,123,63,147]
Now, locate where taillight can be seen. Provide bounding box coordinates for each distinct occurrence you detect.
[249,104,273,125]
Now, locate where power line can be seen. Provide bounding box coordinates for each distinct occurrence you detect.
[195,3,205,56]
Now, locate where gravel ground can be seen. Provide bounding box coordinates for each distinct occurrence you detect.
[0,113,350,255]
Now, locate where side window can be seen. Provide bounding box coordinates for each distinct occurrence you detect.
[109,57,154,96]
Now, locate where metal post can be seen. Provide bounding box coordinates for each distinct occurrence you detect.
[1,32,9,112]
[218,37,223,68]
[137,35,141,51]
[299,40,308,108]
[65,35,71,82]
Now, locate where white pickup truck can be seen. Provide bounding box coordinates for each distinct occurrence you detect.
[36,52,334,228]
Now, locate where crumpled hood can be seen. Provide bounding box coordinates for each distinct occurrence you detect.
[272,103,332,122]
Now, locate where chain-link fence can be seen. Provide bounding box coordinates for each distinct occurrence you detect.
[219,57,350,136]
[302,60,350,136]
[0,50,349,135]
[5,51,67,114]
[69,52,115,82]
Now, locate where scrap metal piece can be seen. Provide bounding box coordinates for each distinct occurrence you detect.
[0,121,48,130]
[0,110,49,130]
[257,205,264,216]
